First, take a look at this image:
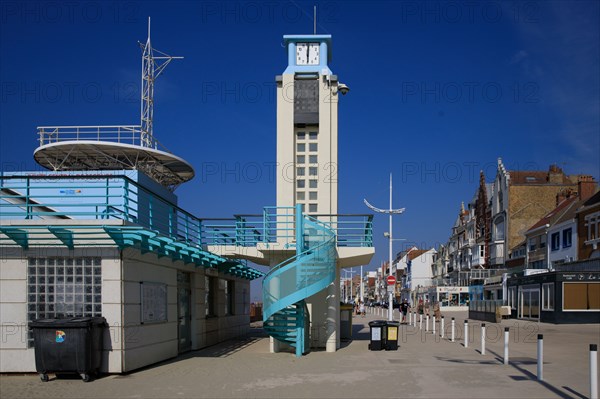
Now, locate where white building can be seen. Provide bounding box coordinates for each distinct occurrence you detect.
[394,247,436,303]
[0,23,266,375]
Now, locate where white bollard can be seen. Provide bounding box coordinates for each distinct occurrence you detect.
[591,344,598,399]
[451,318,455,342]
[426,315,429,332]
[464,320,469,348]
[504,327,509,365]
[537,334,543,381]
[409,311,412,324]
[419,314,423,330]
[441,316,445,339]
[481,323,486,355]
[414,312,417,327]
[432,316,436,335]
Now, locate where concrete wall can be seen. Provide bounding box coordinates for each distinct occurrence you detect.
[120,249,250,372]
[0,246,120,373]
[0,246,251,374]
[276,73,339,215]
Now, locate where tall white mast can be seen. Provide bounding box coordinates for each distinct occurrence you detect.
[139,17,183,148]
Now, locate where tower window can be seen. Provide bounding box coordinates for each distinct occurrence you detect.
[309,155,318,164]
[297,155,305,164]
[309,192,318,200]
[297,192,305,201]
[297,143,305,152]
[309,167,318,176]
[309,180,318,188]
[309,143,318,152]
[309,132,318,140]
[309,204,318,213]
[297,132,306,140]
[297,180,305,188]
[297,167,305,176]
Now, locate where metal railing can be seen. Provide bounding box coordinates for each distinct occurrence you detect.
[37,125,172,153]
[2,174,374,249]
[1,174,202,245]
[200,211,374,248]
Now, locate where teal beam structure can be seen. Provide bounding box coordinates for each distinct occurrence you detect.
[48,227,74,250]
[0,227,29,249]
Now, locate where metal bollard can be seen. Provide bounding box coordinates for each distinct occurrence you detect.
[464,320,469,348]
[451,317,455,342]
[441,316,445,339]
[504,327,509,365]
[409,311,412,324]
[537,334,543,381]
[481,323,486,355]
[432,316,436,335]
[591,344,598,399]
[426,315,429,332]
[419,314,423,330]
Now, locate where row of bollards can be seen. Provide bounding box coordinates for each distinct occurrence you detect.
[402,312,597,398]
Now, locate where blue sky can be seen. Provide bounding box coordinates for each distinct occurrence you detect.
[1,1,599,289]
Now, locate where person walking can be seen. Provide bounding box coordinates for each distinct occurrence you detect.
[359,301,365,318]
[400,299,409,323]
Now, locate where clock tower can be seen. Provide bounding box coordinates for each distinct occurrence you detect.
[276,35,343,215]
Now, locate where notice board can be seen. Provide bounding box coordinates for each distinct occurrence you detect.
[140,282,167,323]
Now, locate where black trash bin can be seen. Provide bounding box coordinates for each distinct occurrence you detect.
[385,321,400,350]
[29,317,106,382]
[368,320,387,351]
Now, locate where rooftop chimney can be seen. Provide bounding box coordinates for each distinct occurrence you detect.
[578,175,597,201]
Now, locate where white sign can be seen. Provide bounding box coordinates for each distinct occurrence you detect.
[141,282,167,323]
[371,326,381,340]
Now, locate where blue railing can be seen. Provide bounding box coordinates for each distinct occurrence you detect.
[2,174,374,249]
[262,208,337,357]
[200,211,373,248]
[0,174,202,245]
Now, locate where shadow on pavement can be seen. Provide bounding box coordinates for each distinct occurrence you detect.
[485,348,577,399]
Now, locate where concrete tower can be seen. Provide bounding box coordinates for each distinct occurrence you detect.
[276,35,343,215]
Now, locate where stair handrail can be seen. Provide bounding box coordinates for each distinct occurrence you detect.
[263,215,335,321]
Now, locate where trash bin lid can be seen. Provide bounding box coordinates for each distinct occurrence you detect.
[29,317,103,328]
[368,320,387,327]
[387,321,400,327]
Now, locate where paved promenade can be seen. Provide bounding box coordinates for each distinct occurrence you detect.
[1,309,598,398]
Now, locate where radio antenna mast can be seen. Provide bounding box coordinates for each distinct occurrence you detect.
[139,17,183,148]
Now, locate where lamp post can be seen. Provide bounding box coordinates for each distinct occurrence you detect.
[360,265,364,304]
[365,173,406,322]
[343,269,357,303]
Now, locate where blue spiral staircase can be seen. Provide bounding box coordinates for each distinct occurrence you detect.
[262,207,336,357]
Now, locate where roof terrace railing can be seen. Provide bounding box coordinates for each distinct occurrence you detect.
[2,174,374,249]
[199,211,373,248]
[37,125,172,153]
[0,174,201,245]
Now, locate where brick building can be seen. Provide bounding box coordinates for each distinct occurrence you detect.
[576,190,600,260]
[490,159,584,268]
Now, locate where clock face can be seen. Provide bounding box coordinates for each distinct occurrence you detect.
[296,43,308,65]
[308,43,320,65]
